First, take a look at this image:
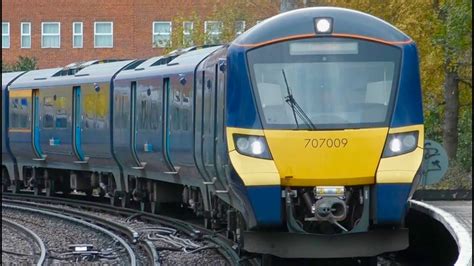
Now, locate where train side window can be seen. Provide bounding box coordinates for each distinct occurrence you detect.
[43,96,55,128]
[171,85,181,131]
[114,93,129,129]
[10,97,31,129]
[55,96,68,129]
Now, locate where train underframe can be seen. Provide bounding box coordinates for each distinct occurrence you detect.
[2,164,408,259]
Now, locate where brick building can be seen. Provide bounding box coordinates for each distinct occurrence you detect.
[2,0,278,68]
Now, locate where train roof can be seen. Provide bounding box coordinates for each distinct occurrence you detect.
[2,71,25,90]
[115,45,222,80]
[233,7,411,47]
[9,60,135,90]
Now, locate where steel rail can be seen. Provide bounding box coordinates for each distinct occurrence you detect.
[2,203,137,266]
[3,192,241,266]
[2,217,47,266]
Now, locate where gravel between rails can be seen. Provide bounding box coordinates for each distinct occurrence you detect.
[2,222,39,265]
[2,207,127,265]
[2,200,229,265]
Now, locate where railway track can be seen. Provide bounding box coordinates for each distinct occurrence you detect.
[2,202,138,265]
[2,192,244,266]
[2,217,47,266]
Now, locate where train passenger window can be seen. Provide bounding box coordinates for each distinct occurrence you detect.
[55,96,68,129]
[84,87,108,129]
[10,97,30,129]
[114,94,129,129]
[42,96,55,128]
[137,86,159,130]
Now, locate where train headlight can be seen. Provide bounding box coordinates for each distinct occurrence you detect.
[383,131,419,157]
[233,134,272,159]
[314,17,333,34]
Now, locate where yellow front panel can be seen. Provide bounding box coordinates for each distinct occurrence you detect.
[226,127,280,186]
[264,128,389,186]
[376,125,424,183]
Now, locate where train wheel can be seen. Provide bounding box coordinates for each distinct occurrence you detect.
[261,254,274,266]
[2,168,9,192]
[12,180,21,194]
[150,201,160,214]
[45,180,55,197]
[121,193,130,208]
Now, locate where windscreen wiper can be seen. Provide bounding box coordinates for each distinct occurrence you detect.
[282,69,316,130]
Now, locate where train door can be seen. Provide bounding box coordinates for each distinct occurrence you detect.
[72,86,86,162]
[214,59,228,182]
[134,79,166,172]
[194,71,209,181]
[32,89,45,160]
[202,64,217,180]
[130,81,143,168]
[163,78,177,173]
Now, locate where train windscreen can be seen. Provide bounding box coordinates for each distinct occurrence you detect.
[247,37,402,130]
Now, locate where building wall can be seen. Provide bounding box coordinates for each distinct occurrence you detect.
[2,0,276,68]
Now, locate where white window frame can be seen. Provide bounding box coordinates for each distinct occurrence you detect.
[235,20,246,36]
[41,22,61,48]
[183,21,193,45]
[72,22,83,48]
[94,21,113,48]
[21,22,31,48]
[152,21,172,48]
[2,22,10,49]
[204,21,223,44]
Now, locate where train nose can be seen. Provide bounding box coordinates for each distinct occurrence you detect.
[263,128,389,186]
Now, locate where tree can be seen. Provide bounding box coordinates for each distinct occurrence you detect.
[432,0,472,159]
[2,56,38,72]
[280,0,300,12]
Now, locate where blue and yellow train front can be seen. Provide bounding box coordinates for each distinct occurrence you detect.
[224,7,424,257]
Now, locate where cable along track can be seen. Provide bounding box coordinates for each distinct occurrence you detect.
[2,202,138,266]
[2,193,241,266]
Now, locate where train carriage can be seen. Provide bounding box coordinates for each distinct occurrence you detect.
[6,60,134,197]
[2,7,425,259]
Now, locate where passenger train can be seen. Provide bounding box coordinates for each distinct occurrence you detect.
[2,7,425,258]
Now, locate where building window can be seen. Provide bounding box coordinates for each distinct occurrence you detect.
[42,22,61,48]
[94,21,113,48]
[73,22,83,48]
[153,21,171,48]
[2,22,10,48]
[183,21,193,46]
[21,22,31,48]
[235,20,246,36]
[204,21,223,45]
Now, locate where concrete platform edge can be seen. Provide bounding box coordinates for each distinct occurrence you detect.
[410,200,472,266]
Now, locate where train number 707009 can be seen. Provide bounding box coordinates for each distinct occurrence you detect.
[304,138,348,148]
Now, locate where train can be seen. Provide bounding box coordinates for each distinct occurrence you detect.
[2,7,425,259]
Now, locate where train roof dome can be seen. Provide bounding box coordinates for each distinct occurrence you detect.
[233,7,411,47]
[2,71,25,90]
[9,60,134,89]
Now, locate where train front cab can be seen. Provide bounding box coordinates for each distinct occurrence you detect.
[225,7,424,258]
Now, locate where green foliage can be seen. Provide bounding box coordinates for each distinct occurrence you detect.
[164,0,278,53]
[2,56,38,72]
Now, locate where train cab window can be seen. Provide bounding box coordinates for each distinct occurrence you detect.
[10,97,30,129]
[247,38,401,129]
